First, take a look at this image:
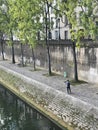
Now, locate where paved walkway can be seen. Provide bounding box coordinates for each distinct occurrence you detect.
[0,60,98,108]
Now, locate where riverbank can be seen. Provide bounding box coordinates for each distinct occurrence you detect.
[0,61,98,130]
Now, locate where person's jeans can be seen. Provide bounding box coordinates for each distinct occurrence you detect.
[67,87,71,94]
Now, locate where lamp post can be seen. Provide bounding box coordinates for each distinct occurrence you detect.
[45,1,51,75]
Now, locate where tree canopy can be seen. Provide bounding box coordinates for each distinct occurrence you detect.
[0,0,98,45]
[55,0,98,45]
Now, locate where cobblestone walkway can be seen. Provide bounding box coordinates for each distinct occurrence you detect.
[0,60,98,108]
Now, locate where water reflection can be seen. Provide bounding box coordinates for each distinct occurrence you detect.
[0,85,68,130]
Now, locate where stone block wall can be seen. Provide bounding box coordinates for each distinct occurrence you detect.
[0,66,98,130]
[1,40,98,83]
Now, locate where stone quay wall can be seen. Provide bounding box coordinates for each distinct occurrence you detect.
[0,66,98,130]
[1,40,98,83]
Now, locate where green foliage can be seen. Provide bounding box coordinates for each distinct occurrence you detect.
[0,0,45,48]
[7,40,13,46]
[0,0,18,47]
[7,0,44,47]
[0,0,98,47]
[57,0,98,45]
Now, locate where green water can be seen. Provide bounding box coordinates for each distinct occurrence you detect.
[0,85,68,130]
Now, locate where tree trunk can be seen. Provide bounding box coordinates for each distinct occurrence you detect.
[20,43,24,66]
[45,7,52,75]
[11,31,15,64]
[31,48,36,71]
[46,44,51,75]
[12,42,15,64]
[1,40,5,60]
[72,42,78,81]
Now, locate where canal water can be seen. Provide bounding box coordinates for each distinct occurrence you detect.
[0,84,69,130]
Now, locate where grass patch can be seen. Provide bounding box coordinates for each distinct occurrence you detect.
[29,68,42,72]
[17,63,42,71]
[70,80,88,85]
[43,72,61,77]
[17,63,27,67]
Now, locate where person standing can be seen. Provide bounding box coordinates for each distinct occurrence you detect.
[65,79,71,94]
